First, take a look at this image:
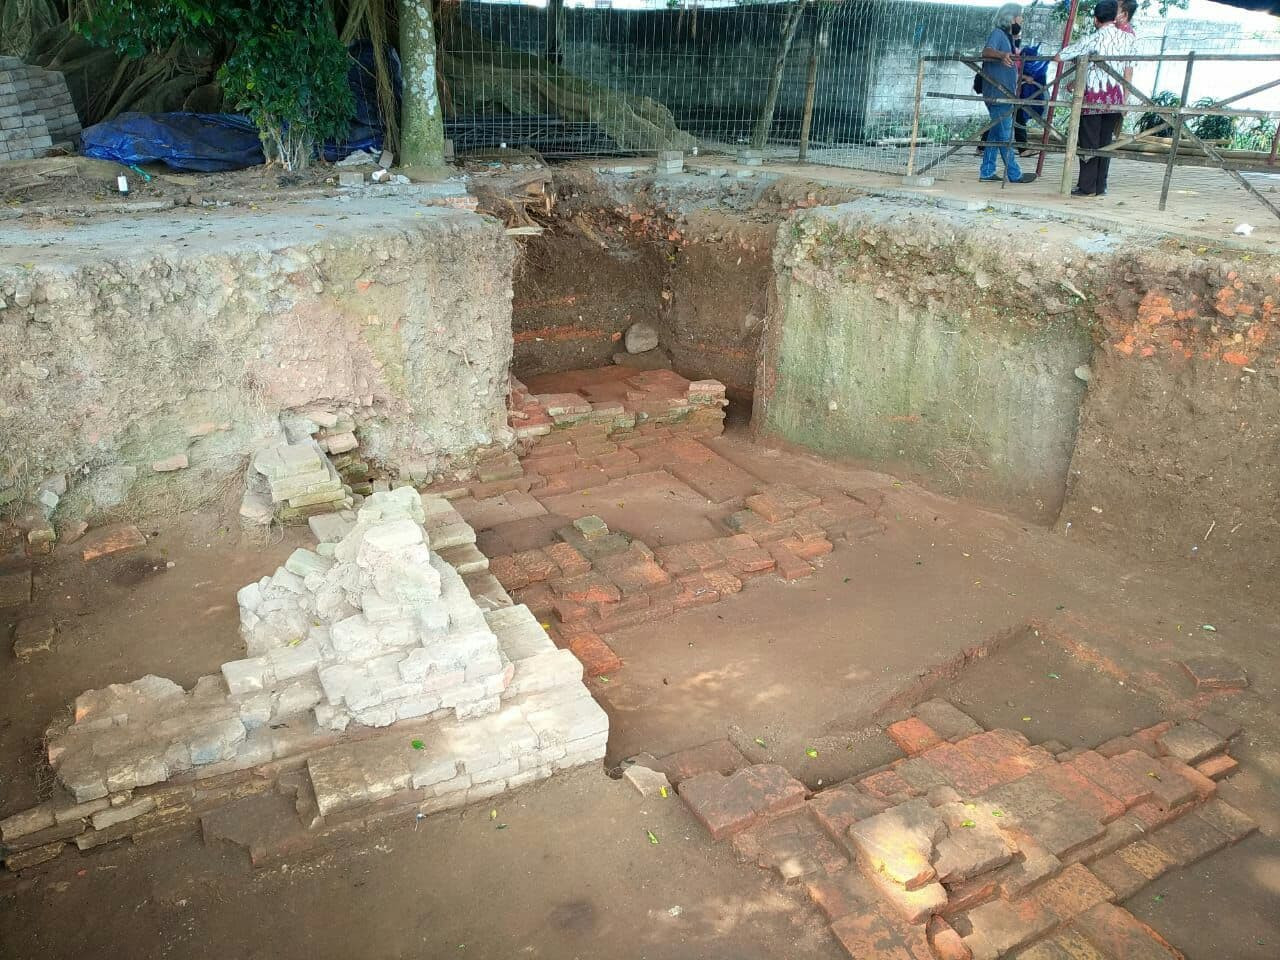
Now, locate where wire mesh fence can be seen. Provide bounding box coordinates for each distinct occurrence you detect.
[439,0,1280,180]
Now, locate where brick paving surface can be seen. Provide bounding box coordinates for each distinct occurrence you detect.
[670,694,1253,960]
[460,368,894,679]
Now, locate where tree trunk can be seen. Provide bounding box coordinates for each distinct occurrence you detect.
[751,0,810,150]
[546,0,565,65]
[798,22,826,162]
[399,0,445,167]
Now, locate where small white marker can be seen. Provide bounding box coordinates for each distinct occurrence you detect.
[116,174,129,195]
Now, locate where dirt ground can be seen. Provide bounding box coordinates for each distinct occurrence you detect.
[3,421,1279,959]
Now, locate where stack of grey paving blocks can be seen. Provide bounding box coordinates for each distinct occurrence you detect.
[654,150,684,175]
[240,440,355,527]
[17,487,606,849]
[0,56,79,163]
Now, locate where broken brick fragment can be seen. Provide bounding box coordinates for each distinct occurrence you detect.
[887,717,943,756]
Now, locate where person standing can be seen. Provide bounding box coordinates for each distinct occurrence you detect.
[980,3,1037,183]
[1057,0,1137,196]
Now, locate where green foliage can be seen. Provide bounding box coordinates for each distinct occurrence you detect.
[1137,91,1180,134]
[77,0,353,170]
[1232,117,1278,153]
[1053,0,1190,24]
[1189,97,1234,143]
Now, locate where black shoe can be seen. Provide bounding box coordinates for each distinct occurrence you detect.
[1010,173,1037,184]
[979,175,1003,182]
[1070,188,1093,197]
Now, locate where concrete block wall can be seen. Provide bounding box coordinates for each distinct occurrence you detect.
[0,56,78,162]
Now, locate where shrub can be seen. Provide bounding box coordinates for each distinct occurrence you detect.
[1190,97,1235,144]
[78,0,352,170]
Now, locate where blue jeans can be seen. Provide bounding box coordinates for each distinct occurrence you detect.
[980,102,1022,181]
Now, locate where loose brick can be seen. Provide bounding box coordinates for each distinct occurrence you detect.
[1019,930,1109,960]
[1097,735,1153,759]
[848,798,944,890]
[1069,751,1154,808]
[914,743,1002,797]
[543,542,591,578]
[963,895,1060,956]
[488,554,529,591]
[942,874,999,916]
[1194,754,1238,781]
[552,572,622,606]
[830,905,933,960]
[81,524,146,561]
[1110,751,1195,809]
[767,543,813,581]
[1127,800,1179,832]
[888,717,943,756]
[759,482,822,513]
[1148,814,1230,867]
[1014,801,1105,859]
[1155,721,1226,766]
[673,574,723,610]
[677,765,806,840]
[731,812,847,882]
[1035,763,1126,824]
[928,916,973,960]
[784,536,834,561]
[1031,863,1115,921]
[598,555,673,598]
[1062,815,1145,866]
[1156,756,1216,803]
[858,768,916,802]
[809,783,889,847]
[863,865,948,924]
[1115,840,1175,881]
[551,598,590,625]
[655,739,749,784]
[806,866,876,922]
[994,838,1063,899]
[894,756,953,794]
[1071,903,1184,960]
[744,492,794,524]
[1191,798,1257,843]
[512,582,555,618]
[565,632,622,677]
[514,549,559,583]
[913,700,982,742]
[1090,851,1149,900]
[1177,657,1248,691]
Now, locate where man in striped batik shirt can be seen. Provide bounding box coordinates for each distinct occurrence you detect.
[1058,0,1138,196]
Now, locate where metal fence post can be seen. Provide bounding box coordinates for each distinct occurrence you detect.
[906,57,926,177]
[1159,52,1195,211]
[1061,56,1088,195]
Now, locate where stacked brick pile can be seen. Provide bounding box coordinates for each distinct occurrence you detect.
[0,488,607,872]
[0,56,78,162]
[508,369,727,444]
[669,701,1253,960]
[240,440,355,526]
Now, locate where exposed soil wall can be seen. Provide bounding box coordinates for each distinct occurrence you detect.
[761,198,1096,522]
[0,199,514,522]
[1060,249,1280,589]
[508,166,859,397]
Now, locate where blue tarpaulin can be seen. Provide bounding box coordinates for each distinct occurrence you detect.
[80,42,401,172]
[82,112,265,172]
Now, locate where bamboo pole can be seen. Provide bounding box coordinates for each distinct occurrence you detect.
[1159,53,1195,211]
[1061,57,1088,195]
[905,56,925,176]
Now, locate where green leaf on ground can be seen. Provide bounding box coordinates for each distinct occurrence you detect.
[411,739,425,750]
